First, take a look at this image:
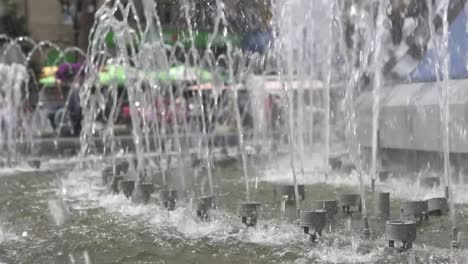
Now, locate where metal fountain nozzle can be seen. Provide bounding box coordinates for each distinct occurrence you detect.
[280,195,288,216]
[452,227,462,249]
[362,217,371,239]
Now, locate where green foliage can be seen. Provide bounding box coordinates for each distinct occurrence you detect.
[0,0,28,37]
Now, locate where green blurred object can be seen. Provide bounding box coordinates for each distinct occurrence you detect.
[38,63,217,89]
[104,30,140,50]
[105,31,115,48]
[39,76,56,87]
[157,65,214,84]
[39,64,128,87]
[46,49,76,66]
[97,64,218,88]
[99,64,127,86]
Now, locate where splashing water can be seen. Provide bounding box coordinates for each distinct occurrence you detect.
[0,0,467,262]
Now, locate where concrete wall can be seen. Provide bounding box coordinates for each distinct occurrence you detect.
[356,79,468,153]
[356,79,468,174]
[20,0,72,46]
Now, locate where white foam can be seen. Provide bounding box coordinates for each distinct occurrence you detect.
[240,221,305,245]
[306,244,382,263]
[0,224,18,244]
[0,165,38,176]
[58,164,468,262]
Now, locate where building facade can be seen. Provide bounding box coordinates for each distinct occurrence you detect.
[14,0,272,50]
[16,0,105,49]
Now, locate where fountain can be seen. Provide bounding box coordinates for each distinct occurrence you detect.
[0,0,467,262]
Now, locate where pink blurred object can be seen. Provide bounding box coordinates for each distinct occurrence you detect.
[122,106,131,118]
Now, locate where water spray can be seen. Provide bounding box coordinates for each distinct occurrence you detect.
[370,0,388,193]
